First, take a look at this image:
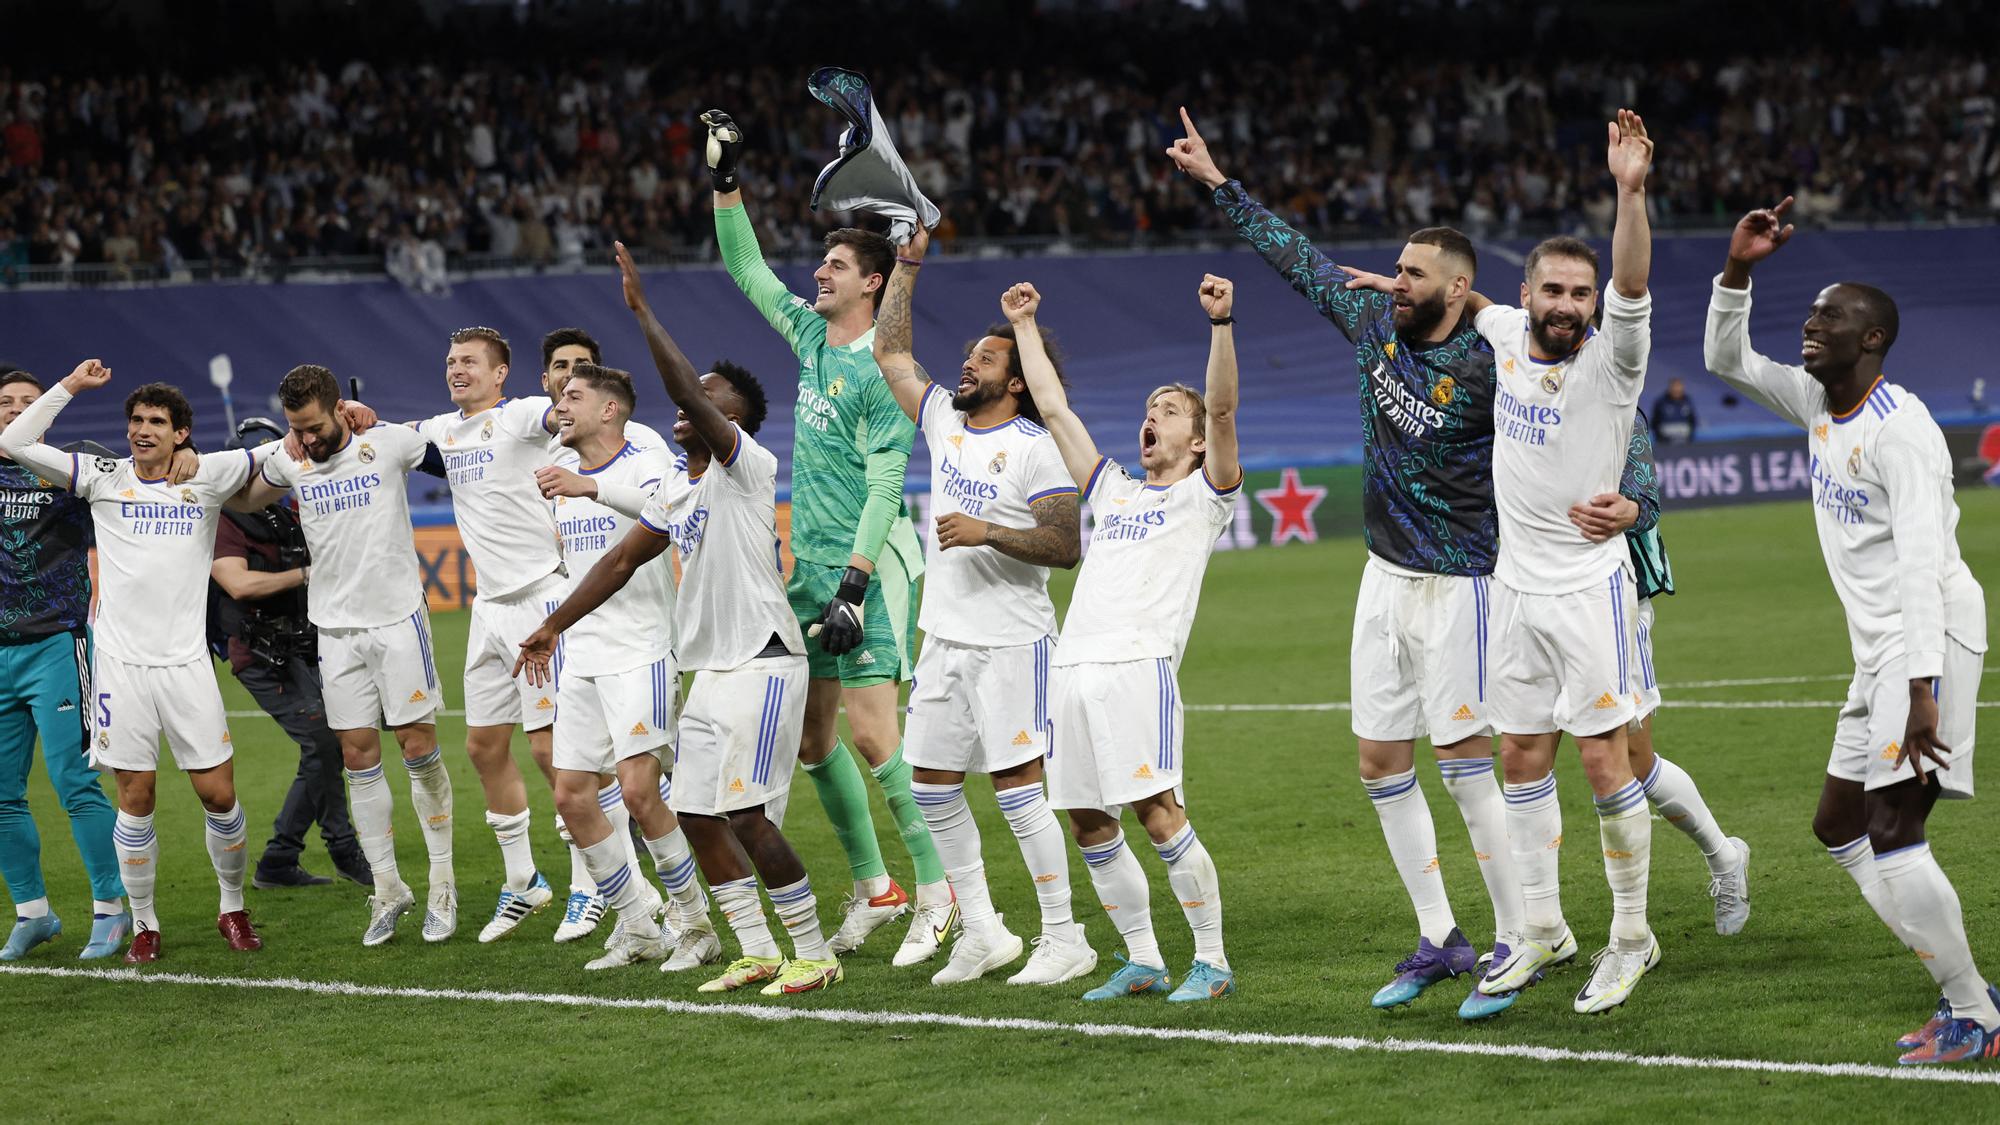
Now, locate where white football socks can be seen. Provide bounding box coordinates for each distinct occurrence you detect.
[401,749,455,885]
[642,827,707,918]
[1156,822,1226,971]
[1877,843,2000,1030]
[1641,756,1733,876]
[1365,768,1455,943]
[203,803,249,914]
[485,809,535,891]
[112,810,158,930]
[913,781,996,931]
[1080,833,1162,970]
[768,876,832,961]
[346,764,404,897]
[1828,835,1903,941]
[1503,772,1566,942]
[713,876,781,960]
[1437,755,1524,943]
[580,835,659,935]
[1594,780,1653,949]
[997,783,1073,936]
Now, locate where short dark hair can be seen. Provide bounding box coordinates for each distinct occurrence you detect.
[968,324,1066,428]
[1835,282,1901,356]
[450,326,511,366]
[824,228,895,311]
[710,359,768,435]
[541,327,601,371]
[0,365,40,393]
[1407,226,1478,279]
[1524,236,1599,284]
[565,362,636,417]
[278,364,340,413]
[125,382,193,433]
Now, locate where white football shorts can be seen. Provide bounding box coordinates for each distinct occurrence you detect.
[89,652,234,773]
[319,609,444,731]
[553,655,678,775]
[1349,557,1496,743]
[669,656,807,819]
[1046,657,1184,811]
[904,635,1053,775]
[1490,569,1641,739]
[1827,642,1980,799]
[463,571,566,730]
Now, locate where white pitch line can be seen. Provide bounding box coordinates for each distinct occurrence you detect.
[1665,667,1996,690]
[1,964,1993,1088]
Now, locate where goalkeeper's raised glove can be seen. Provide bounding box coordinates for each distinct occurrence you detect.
[807,566,869,655]
[700,109,743,193]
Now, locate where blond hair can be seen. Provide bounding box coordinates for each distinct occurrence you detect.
[1147,382,1207,467]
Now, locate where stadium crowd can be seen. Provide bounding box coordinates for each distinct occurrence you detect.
[0,2,1995,282]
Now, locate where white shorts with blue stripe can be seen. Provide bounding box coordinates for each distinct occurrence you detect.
[551,655,678,774]
[1349,557,1496,743]
[1827,641,1980,800]
[1489,567,1641,739]
[668,655,808,819]
[1046,658,1185,811]
[319,609,445,731]
[904,635,1054,775]
[1631,598,1662,723]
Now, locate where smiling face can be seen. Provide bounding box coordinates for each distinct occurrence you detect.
[955,336,1021,414]
[810,244,880,319]
[0,378,38,430]
[1522,254,1599,358]
[1139,386,1205,476]
[284,397,348,463]
[542,343,596,397]
[1801,284,1887,380]
[554,377,618,450]
[445,339,507,410]
[127,403,188,467]
[1390,242,1462,337]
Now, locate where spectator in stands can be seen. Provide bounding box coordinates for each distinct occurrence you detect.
[1652,377,1699,445]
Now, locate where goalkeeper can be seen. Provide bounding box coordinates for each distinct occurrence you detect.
[703,109,952,964]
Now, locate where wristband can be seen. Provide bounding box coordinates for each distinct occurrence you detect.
[895,257,924,267]
[1209,315,1236,326]
[835,566,869,605]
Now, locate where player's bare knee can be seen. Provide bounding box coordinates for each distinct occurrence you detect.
[394,723,437,759]
[1432,733,1494,762]
[1576,735,1632,796]
[912,766,964,786]
[1065,808,1119,847]
[992,757,1041,789]
[1358,737,1418,779]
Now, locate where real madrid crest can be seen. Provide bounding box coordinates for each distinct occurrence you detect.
[989,449,1009,474]
[1847,445,1862,475]
[1540,371,1563,395]
[480,418,494,441]
[828,377,846,397]
[181,488,198,503]
[358,443,376,464]
[1430,376,1456,407]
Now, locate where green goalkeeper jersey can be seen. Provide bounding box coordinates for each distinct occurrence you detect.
[715,204,922,572]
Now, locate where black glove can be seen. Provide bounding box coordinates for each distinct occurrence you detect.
[701,109,743,193]
[808,566,869,655]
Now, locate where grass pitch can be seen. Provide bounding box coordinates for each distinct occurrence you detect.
[4,492,1999,1121]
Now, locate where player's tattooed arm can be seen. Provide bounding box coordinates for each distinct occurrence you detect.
[1002,282,1101,488]
[874,226,930,423]
[615,240,736,456]
[936,491,1082,569]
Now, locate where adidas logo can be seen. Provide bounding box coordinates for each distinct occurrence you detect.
[1132,763,1154,780]
[408,690,427,703]
[1591,692,1618,710]
[1451,704,1474,722]
[225,842,245,852]
[221,731,232,743]
[1180,899,1205,908]
[1603,848,1634,859]
[948,435,963,448]
[1502,358,1516,372]
[56,699,75,713]
[122,857,150,866]
[426,815,449,826]
[1915,948,1937,961]
[536,697,554,711]
[120,488,136,498]
[1815,423,1829,441]
[854,651,876,666]
[729,778,745,793]
[1012,730,1033,746]
[1033,873,1059,884]
[1473,850,1492,861]
[1421,857,1440,873]
[1881,741,1902,761]
[1547,834,1563,849]
[630,722,649,736]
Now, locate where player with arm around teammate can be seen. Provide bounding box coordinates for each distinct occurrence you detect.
[1008,276,1243,1003]
[1705,199,1995,1066]
[0,362,264,963]
[872,225,1097,986]
[521,243,839,996]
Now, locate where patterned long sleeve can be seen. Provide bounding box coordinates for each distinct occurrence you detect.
[1213,180,1387,343]
[1619,410,1662,533]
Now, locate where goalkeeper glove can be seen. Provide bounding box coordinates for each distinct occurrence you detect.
[807,566,869,655]
[700,109,743,193]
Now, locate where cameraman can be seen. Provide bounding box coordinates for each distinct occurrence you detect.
[210,418,369,890]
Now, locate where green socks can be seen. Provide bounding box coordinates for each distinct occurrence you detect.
[803,743,887,882]
[872,745,944,886]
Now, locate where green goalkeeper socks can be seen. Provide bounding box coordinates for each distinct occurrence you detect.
[872,745,945,886]
[803,743,887,883]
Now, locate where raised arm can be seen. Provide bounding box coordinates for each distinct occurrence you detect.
[1704,199,1821,429]
[702,110,816,351]
[873,225,931,422]
[1606,109,1653,300]
[0,360,112,486]
[1002,283,1100,487]
[1199,274,1241,488]
[1168,106,1380,343]
[513,527,671,688]
[615,240,738,459]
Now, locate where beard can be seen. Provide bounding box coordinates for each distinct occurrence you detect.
[951,377,1006,414]
[307,421,349,463]
[1529,310,1587,357]
[1392,289,1450,338]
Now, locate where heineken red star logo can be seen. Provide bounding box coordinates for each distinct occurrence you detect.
[1255,467,1326,545]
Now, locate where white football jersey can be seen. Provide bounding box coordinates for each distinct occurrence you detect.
[1054,458,1237,667]
[1477,289,1651,595]
[550,438,676,677]
[638,427,803,672]
[1704,278,1986,675]
[259,424,428,630]
[918,385,1076,646]
[547,419,668,457]
[415,396,561,600]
